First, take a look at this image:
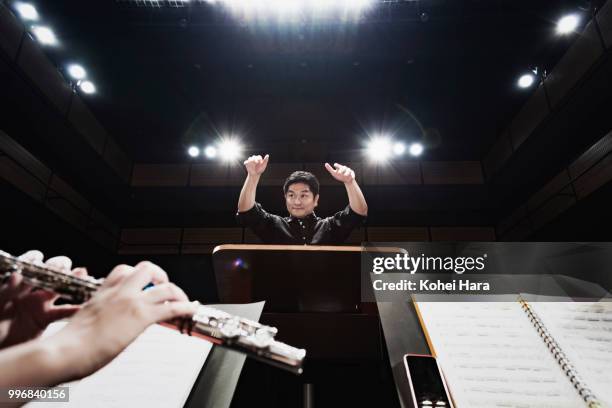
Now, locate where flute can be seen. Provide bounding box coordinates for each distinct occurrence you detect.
[0,250,305,374]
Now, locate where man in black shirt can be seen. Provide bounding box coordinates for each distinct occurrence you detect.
[236,154,368,245]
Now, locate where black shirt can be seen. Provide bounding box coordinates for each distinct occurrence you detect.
[236,202,366,245]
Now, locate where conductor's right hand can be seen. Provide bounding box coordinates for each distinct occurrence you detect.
[243,154,269,176]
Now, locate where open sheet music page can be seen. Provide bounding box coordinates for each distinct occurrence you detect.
[527,300,612,408]
[27,321,213,408]
[415,301,586,408]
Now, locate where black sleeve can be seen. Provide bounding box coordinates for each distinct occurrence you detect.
[236,202,275,239]
[326,205,367,243]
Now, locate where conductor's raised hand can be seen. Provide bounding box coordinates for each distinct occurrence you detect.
[325,163,356,184]
[243,154,269,176]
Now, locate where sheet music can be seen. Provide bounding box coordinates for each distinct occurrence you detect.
[27,321,212,408]
[416,301,586,408]
[528,301,612,408]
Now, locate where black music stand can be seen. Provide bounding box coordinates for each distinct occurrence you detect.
[212,244,398,361]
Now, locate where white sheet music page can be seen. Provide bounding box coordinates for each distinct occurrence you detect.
[27,321,213,408]
[416,301,586,408]
[528,301,612,408]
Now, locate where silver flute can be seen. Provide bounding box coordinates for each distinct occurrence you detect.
[0,250,305,374]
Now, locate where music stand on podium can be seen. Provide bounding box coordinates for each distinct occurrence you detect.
[212,244,382,361]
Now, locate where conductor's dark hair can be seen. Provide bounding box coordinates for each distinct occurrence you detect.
[283,171,320,196]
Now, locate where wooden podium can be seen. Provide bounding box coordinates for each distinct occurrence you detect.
[212,244,382,361]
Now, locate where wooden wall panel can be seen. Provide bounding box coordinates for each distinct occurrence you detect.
[430,227,496,242]
[132,164,189,187]
[367,227,429,242]
[189,163,244,186]
[0,130,51,183]
[361,162,421,186]
[422,161,483,185]
[483,129,513,179]
[509,85,550,150]
[496,204,528,237]
[530,189,576,230]
[545,21,604,109]
[121,228,182,245]
[183,228,242,244]
[49,175,92,215]
[573,154,612,200]
[569,131,612,180]
[45,196,90,231]
[0,156,47,201]
[527,170,572,212]
[68,96,107,155]
[597,0,612,50]
[0,4,24,61]
[16,35,72,114]
[103,137,132,183]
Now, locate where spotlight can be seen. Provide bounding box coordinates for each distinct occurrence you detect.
[67,64,87,80]
[204,145,217,159]
[14,2,38,21]
[366,136,392,162]
[517,73,535,89]
[79,80,96,94]
[557,14,579,35]
[218,138,242,161]
[393,142,406,156]
[188,146,200,157]
[409,143,424,157]
[31,26,58,46]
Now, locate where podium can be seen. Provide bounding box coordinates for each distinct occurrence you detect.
[212,244,382,361]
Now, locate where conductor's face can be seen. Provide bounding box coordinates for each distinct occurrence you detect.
[285,182,319,218]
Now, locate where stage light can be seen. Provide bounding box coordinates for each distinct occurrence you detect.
[393,142,406,156]
[14,2,38,21]
[79,80,96,94]
[67,64,87,80]
[557,14,579,35]
[219,138,243,161]
[204,145,217,159]
[366,136,392,162]
[31,26,58,46]
[409,143,424,157]
[517,73,535,89]
[188,146,200,157]
[210,0,374,17]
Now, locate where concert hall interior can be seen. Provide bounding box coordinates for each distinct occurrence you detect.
[1,0,612,407]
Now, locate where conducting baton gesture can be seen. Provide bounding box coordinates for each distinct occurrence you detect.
[244,154,269,176]
[324,162,356,184]
[325,162,367,216]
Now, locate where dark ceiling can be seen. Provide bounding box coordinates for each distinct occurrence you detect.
[28,0,590,163]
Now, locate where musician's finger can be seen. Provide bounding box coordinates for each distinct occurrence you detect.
[29,289,59,304]
[104,264,134,287]
[0,273,23,306]
[44,304,81,323]
[72,267,89,278]
[324,162,335,174]
[18,250,44,264]
[45,256,72,273]
[125,261,169,290]
[143,283,189,304]
[152,301,199,323]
